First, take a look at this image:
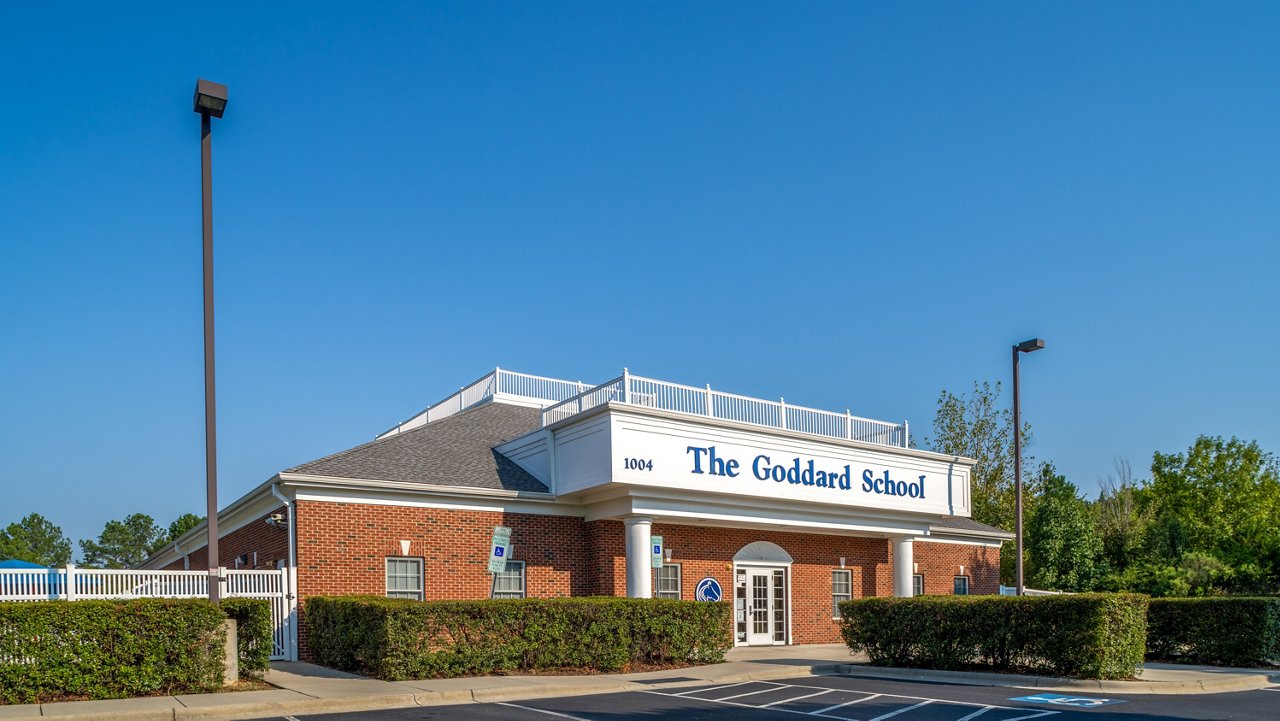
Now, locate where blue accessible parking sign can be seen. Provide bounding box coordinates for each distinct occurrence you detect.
[1010,693,1127,708]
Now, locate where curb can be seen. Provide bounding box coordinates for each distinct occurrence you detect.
[833,664,1279,695]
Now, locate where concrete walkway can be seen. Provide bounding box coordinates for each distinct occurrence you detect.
[1,645,1275,721]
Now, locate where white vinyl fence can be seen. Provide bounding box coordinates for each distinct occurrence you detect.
[0,565,294,660]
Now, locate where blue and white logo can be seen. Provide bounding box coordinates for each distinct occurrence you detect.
[493,547,505,558]
[695,577,722,602]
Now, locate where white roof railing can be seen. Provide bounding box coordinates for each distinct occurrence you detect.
[376,368,588,439]
[379,367,910,449]
[540,369,909,448]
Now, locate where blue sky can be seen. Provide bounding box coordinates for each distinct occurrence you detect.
[2,2,1277,551]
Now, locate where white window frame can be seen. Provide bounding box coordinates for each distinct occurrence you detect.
[654,563,681,600]
[913,573,924,597]
[491,560,526,599]
[385,557,424,600]
[953,575,970,595]
[831,569,852,618]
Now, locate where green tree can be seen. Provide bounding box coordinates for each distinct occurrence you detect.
[1094,458,1153,573]
[929,380,1036,532]
[0,513,73,566]
[1025,463,1104,591]
[78,513,166,569]
[1145,436,1280,573]
[166,513,204,542]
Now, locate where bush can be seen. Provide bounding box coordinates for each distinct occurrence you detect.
[305,596,732,680]
[221,598,273,679]
[839,594,1148,680]
[1147,597,1280,666]
[0,598,228,703]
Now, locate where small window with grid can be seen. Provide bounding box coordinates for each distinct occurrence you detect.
[654,563,681,599]
[492,560,526,599]
[953,575,970,595]
[831,569,852,618]
[385,557,423,600]
[913,573,924,596]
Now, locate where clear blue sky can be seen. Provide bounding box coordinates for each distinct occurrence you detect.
[2,2,1277,551]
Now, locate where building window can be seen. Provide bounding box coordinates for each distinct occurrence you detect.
[954,575,970,595]
[385,557,423,600]
[831,569,852,618]
[655,563,681,599]
[492,560,526,599]
[913,574,924,597]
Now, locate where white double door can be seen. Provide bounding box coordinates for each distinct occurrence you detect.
[743,566,787,646]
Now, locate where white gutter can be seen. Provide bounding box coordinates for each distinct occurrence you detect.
[270,482,300,661]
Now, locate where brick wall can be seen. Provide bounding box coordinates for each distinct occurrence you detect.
[161,507,289,571]
[184,500,1000,656]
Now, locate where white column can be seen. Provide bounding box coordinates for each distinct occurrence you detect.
[624,516,653,598]
[891,537,914,597]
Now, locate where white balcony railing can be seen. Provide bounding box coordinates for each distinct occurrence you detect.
[377,368,588,438]
[541,370,909,448]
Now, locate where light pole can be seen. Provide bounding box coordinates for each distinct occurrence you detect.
[194,79,228,601]
[1012,337,1044,597]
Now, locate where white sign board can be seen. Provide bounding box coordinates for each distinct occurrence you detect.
[488,525,512,573]
[609,415,967,516]
[651,535,663,568]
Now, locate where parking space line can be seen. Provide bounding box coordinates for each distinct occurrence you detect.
[810,694,881,715]
[670,680,755,696]
[953,706,995,721]
[868,699,932,721]
[719,683,794,701]
[1002,711,1059,721]
[759,688,834,708]
[496,702,595,721]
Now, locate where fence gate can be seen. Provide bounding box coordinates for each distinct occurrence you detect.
[0,565,295,661]
[225,568,293,661]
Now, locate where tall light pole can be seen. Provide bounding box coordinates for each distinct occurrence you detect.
[1012,337,1045,597]
[194,79,228,601]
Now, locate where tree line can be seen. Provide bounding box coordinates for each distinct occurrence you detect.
[931,381,1280,596]
[0,512,203,569]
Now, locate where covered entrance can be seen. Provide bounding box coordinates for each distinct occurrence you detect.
[734,541,791,646]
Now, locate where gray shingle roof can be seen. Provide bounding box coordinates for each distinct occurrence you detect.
[932,515,1012,537]
[285,402,547,492]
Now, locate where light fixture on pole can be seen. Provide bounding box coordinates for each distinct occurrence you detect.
[1012,337,1045,596]
[194,78,227,601]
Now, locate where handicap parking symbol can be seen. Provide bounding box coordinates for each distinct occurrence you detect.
[1010,693,1127,708]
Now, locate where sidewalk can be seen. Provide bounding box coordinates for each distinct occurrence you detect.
[1,645,1275,721]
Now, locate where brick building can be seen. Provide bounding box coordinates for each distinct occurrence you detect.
[141,369,1010,660]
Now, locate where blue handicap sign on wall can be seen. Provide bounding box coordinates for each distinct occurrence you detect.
[493,547,504,558]
[1010,693,1126,708]
[695,577,722,602]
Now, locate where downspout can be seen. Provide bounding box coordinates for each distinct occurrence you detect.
[174,538,189,570]
[270,482,299,661]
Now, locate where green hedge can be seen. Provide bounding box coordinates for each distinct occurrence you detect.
[306,596,732,680]
[220,598,273,679]
[1147,597,1280,666]
[0,598,228,704]
[839,594,1148,680]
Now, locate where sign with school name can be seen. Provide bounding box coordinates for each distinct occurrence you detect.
[609,415,969,517]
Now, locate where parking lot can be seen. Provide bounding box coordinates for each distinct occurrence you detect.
[276,672,1280,721]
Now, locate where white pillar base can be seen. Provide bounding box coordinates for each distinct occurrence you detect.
[891,537,914,597]
[624,517,653,599]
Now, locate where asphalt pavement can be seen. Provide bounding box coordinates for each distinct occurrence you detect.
[267,674,1280,721]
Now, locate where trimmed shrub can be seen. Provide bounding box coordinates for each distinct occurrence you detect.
[0,598,228,704]
[839,593,1148,680]
[1147,597,1280,666]
[221,598,274,679]
[305,596,732,680]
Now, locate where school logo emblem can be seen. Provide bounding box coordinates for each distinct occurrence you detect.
[695,577,722,602]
